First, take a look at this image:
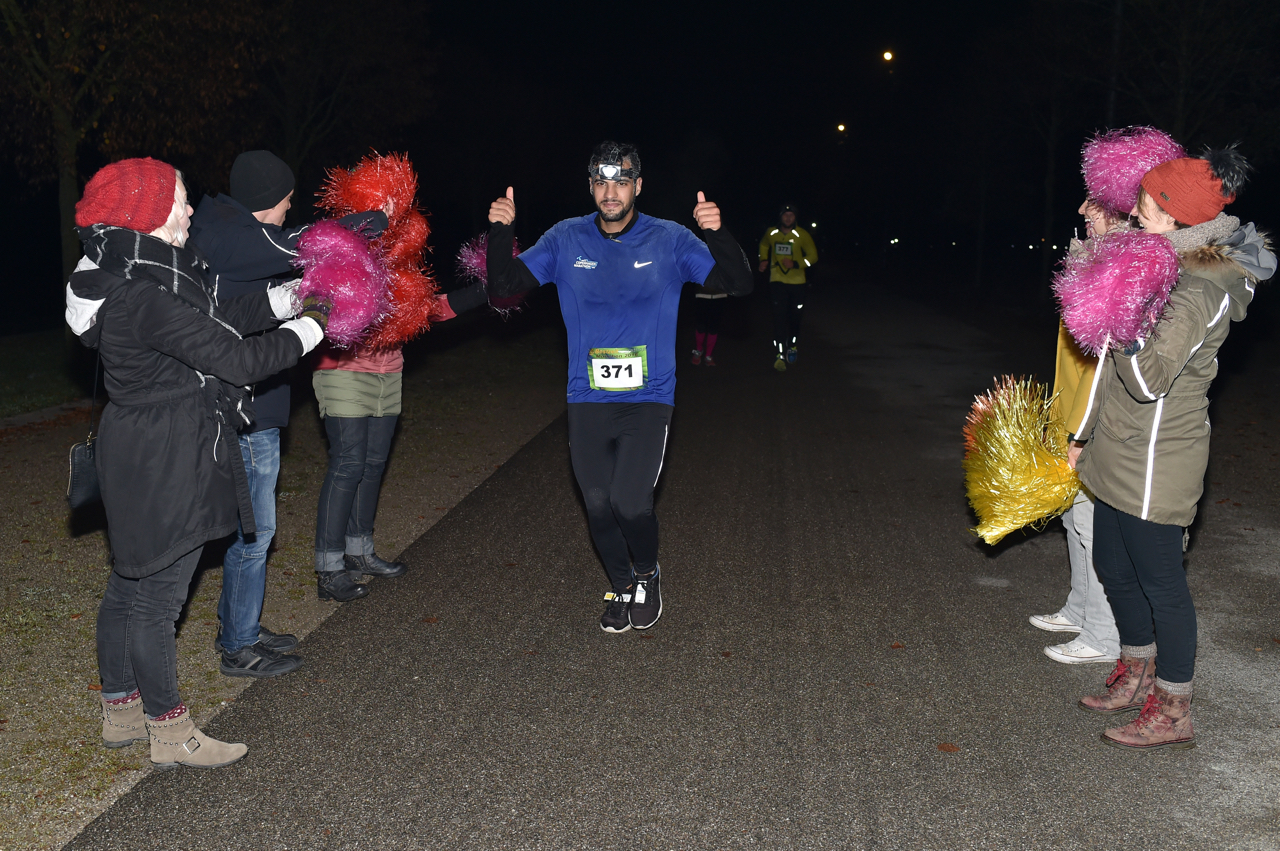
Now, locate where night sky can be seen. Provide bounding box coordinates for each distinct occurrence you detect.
[3,0,1276,332]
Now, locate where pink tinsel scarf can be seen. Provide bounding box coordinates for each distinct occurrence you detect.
[1054,230,1180,355]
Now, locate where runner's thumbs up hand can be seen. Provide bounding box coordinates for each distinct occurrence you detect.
[489,186,516,226]
[692,191,721,231]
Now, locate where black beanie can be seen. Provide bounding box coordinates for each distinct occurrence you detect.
[230,151,295,213]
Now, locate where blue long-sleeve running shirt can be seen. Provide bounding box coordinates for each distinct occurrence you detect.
[515,213,718,405]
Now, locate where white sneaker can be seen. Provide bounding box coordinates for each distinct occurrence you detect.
[1043,637,1117,665]
[1029,612,1082,632]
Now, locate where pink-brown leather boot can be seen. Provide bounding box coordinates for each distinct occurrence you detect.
[1101,685,1195,751]
[1078,653,1156,714]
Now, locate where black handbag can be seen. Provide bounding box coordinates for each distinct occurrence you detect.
[67,353,102,508]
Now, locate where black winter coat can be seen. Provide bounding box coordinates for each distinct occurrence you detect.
[188,195,387,432]
[69,262,305,577]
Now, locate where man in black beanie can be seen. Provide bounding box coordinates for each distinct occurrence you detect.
[189,151,389,678]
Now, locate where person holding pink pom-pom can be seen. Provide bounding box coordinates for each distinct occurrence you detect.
[1070,146,1275,750]
[1032,128,1184,667]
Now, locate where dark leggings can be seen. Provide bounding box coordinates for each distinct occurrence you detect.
[1092,499,1196,683]
[694,297,726,335]
[315,415,398,554]
[770,281,809,351]
[96,546,203,717]
[567,402,673,592]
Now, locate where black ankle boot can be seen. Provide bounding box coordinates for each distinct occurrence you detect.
[344,552,407,578]
[317,570,370,602]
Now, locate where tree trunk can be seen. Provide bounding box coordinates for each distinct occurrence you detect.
[55,113,81,282]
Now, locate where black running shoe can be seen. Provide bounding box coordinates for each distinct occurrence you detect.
[220,642,303,678]
[629,566,662,629]
[600,591,632,633]
[215,624,299,654]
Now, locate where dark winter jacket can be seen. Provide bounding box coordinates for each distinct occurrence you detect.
[66,255,309,577]
[188,194,387,431]
[1077,221,1275,526]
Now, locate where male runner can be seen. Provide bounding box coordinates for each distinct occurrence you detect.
[485,140,752,632]
[758,204,818,371]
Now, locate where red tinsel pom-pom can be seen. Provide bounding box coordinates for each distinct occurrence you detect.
[365,266,439,350]
[319,151,418,225]
[315,152,441,349]
[380,210,430,269]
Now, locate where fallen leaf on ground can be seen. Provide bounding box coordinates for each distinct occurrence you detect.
[87,684,101,691]
[937,743,960,753]
[721,651,732,657]
[890,642,904,649]
[421,617,439,624]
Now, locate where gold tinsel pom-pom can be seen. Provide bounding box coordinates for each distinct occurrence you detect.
[963,376,1079,545]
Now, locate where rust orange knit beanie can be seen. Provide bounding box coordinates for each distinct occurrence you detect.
[1140,157,1233,226]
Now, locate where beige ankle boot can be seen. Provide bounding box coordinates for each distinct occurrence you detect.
[101,692,147,748]
[146,706,248,769]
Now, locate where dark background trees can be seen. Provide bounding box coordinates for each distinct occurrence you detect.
[2,0,1278,334]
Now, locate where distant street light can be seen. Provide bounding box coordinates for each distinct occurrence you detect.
[883,51,893,61]
[837,124,846,132]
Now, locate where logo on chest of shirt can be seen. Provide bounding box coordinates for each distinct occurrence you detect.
[634,261,653,268]
[573,255,599,269]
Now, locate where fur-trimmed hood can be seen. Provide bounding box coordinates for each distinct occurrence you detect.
[1178,223,1274,322]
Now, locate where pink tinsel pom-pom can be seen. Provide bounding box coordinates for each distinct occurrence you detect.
[294,221,391,348]
[1082,127,1185,215]
[457,233,527,314]
[456,233,520,285]
[1054,230,1181,355]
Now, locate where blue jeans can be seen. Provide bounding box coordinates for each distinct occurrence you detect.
[218,429,280,652]
[97,546,203,717]
[315,416,397,571]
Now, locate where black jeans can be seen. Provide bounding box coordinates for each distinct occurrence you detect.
[96,546,203,717]
[567,402,673,592]
[769,281,809,352]
[1092,498,1196,683]
[315,415,398,561]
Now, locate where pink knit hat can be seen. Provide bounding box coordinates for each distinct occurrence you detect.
[75,157,177,231]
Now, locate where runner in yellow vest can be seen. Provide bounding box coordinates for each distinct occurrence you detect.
[758,204,817,371]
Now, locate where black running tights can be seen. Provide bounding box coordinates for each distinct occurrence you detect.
[567,402,673,592]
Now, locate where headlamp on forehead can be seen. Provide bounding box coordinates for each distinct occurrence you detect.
[590,162,639,182]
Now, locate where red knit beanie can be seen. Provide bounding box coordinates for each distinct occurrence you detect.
[75,157,177,231]
[1140,157,1234,226]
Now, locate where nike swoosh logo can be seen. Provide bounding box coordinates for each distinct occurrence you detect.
[634,261,653,268]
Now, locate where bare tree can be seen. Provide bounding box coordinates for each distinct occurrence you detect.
[0,0,268,280]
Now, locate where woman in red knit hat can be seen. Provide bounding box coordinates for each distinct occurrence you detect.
[1071,146,1275,750]
[67,158,332,769]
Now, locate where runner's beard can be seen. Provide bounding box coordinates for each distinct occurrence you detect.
[597,197,635,223]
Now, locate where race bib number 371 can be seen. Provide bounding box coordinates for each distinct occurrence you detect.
[588,345,649,391]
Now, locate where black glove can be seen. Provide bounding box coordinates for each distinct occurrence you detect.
[300,295,332,332]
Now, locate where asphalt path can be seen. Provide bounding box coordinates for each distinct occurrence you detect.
[66,277,1280,850]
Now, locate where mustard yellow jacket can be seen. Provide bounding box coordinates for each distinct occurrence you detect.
[758,226,817,284]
